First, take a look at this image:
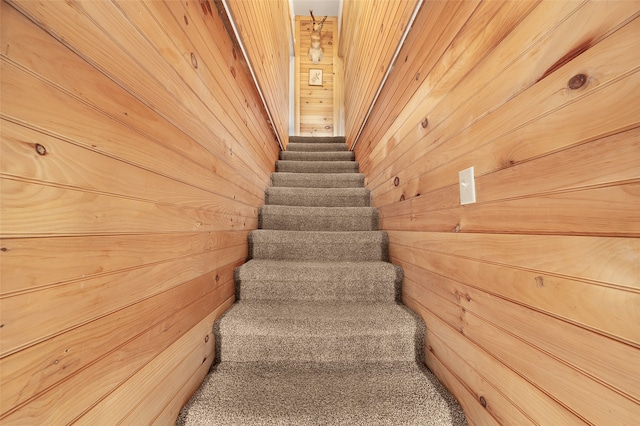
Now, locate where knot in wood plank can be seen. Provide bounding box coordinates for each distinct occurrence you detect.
[479,396,487,408]
[35,144,47,155]
[568,73,587,90]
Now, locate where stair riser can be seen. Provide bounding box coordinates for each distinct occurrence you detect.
[270,173,365,188]
[286,143,348,151]
[276,161,359,173]
[236,279,398,302]
[265,193,370,208]
[218,336,416,363]
[279,151,355,161]
[249,233,389,261]
[250,244,388,261]
[260,214,377,231]
[288,136,346,144]
[260,206,378,231]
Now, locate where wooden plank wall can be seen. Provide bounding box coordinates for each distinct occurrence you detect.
[340,0,419,147]
[225,0,290,148]
[0,0,279,423]
[295,16,340,136]
[350,1,640,424]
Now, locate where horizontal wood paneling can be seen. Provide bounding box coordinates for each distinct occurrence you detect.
[1,244,245,355]
[0,121,260,215]
[154,346,217,425]
[339,0,419,147]
[1,0,276,423]
[0,34,268,203]
[225,0,290,148]
[362,1,639,186]
[75,296,234,425]
[0,262,238,410]
[0,231,247,295]
[398,255,639,400]
[349,0,640,423]
[61,0,271,179]
[404,295,588,425]
[353,0,479,154]
[1,277,233,425]
[390,239,640,348]
[0,178,257,237]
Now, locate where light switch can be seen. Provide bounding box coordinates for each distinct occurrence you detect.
[459,166,476,205]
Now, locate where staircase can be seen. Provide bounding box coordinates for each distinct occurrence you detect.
[177,136,466,425]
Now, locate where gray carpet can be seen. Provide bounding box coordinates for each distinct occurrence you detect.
[177,137,467,425]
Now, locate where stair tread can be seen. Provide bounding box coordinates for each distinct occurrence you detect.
[266,187,368,193]
[249,229,388,247]
[270,172,365,188]
[251,229,386,236]
[235,260,400,302]
[265,187,370,207]
[277,160,356,166]
[260,205,378,231]
[217,300,419,362]
[286,143,348,151]
[261,205,377,214]
[236,259,399,281]
[177,361,464,426]
[276,160,359,173]
[280,151,355,161]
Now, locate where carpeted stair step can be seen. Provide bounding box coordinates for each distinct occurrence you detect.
[270,172,365,188]
[259,205,377,231]
[248,230,388,261]
[177,361,465,426]
[286,143,348,152]
[289,136,346,144]
[279,151,355,161]
[215,301,422,363]
[235,260,401,302]
[265,187,370,207]
[276,160,359,173]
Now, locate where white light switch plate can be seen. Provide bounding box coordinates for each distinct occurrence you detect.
[459,166,476,205]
